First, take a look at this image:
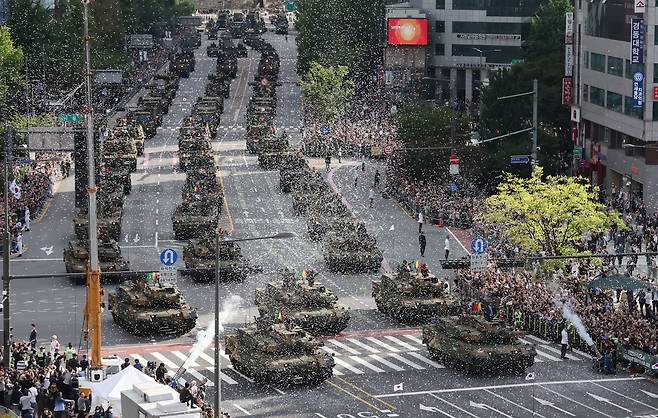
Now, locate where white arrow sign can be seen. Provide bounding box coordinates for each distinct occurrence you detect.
[533,397,575,416]
[124,234,129,243]
[587,392,632,412]
[40,246,54,256]
[133,233,140,243]
[419,404,442,413]
[640,389,658,399]
[469,401,515,418]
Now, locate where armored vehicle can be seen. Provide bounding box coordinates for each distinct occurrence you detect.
[64,240,129,283]
[422,315,537,374]
[279,161,311,193]
[138,95,169,117]
[322,225,383,273]
[236,43,247,57]
[181,175,223,206]
[207,42,220,57]
[224,317,334,385]
[127,108,160,139]
[183,233,248,282]
[172,201,219,240]
[108,280,198,336]
[246,123,274,154]
[307,207,353,242]
[255,269,349,335]
[257,138,290,169]
[73,207,122,242]
[290,174,332,215]
[170,51,195,78]
[217,54,238,78]
[372,263,461,323]
[114,121,145,156]
[103,135,138,172]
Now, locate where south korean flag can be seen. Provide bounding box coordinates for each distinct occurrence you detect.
[9,180,21,199]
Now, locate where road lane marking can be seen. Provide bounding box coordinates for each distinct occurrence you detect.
[349,356,385,373]
[333,357,364,374]
[321,346,341,356]
[186,368,214,386]
[429,394,480,418]
[233,404,252,415]
[388,353,425,370]
[345,338,380,353]
[334,376,396,411]
[539,386,615,418]
[327,339,361,355]
[534,350,562,362]
[366,337,400,352]
[483,389,546,418]
[592,382,658,411]
[406,352,444,368]
[171,350,196,367]
[403,334,424,345]
[325,379,385,413]
[202,367,237,385]
[384,335,419,351]
[368,354,405,372]
[150,351,178,370]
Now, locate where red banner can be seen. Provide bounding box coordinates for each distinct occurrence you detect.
[562,77,573,105]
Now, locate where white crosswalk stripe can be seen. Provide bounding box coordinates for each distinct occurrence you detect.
[151,351,179,370]
[327,339,361,355]
[388,353,425,370]
[349,356,385,373]
[403,334,424,345]
[321,345,342,356]
[171,350,197,366]
[384,335,419,351]
[406,351,444,368]
[366,337,400,352]
[346,338,380,353]
[368,354,405,371]
[333,358,364,374]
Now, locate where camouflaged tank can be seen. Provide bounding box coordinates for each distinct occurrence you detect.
[172,200,219,240]
[108,280,198,336]
[257,137,289,169]
[422,315,536,375]
[73,206,122,242]
[322,224,383,273]
[180,175,223,207]
[246,123,275,154]
[224,316,334,385]
[101,162,132,195]
[291,174,332,216]
[63,240,129,283]
[182,232,248,282]
[103,134,138,172]
[372,264,461,323]
[114,120,146,156]
[255,269,349,335]
[170,50,195,78]
[279,161,311,193]
[307,211,354,242]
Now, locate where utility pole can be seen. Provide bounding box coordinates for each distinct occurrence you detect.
[81,0,102,367]
[531,78,538,165]
[2,128,12,367]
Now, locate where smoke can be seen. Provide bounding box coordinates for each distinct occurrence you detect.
[554,297,594,347]
[181,294,244,370]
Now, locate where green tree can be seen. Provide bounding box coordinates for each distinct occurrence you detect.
[480,167,623,256]
[395,104,483,182]
[0,26,24,115]
[300,62,354,122]
[478,0,572,184]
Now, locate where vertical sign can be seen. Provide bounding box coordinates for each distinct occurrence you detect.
[632,71,644,108]
[634,0,646,14]
[562,77,573,105]
[565,45,574,76]
[564,12,574,44]
[652,86,658,101]
[630,18,644,64]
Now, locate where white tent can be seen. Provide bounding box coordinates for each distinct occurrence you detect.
[90,366,157,415]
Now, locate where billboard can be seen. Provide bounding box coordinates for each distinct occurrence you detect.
[387,18,428,46]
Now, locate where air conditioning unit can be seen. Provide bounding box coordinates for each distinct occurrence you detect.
[90,369,104,382]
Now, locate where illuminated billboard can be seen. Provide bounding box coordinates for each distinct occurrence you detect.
[387,18,428,46]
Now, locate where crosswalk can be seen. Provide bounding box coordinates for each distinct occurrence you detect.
[123,333,592,388]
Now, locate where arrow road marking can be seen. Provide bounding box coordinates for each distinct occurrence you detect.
[483,390,546,418]
[133,233,140,243]
[533,396,575,416]
[469,401,515,418]
[419,404,455,417]
[641,389,658,399]
[592,383,658,411]
[587,392,632,413]
[124,234,129,243]
[40,246,53,256]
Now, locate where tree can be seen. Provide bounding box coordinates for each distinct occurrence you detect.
[0,26,24,115]
[300,62,354,122]
[480,167,623,256]
[395,104,483,182]
[478,0,572,184]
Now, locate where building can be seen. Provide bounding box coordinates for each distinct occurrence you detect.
[573,0,658,211]
[401,0,547,105]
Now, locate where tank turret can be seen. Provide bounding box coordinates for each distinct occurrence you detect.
[322,224,383,273]
[182,232,249,282]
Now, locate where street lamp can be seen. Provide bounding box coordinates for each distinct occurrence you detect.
[472,47,502,67]
[214,231,295,418]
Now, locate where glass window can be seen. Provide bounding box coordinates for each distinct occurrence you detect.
[435,43,445,55]
[586,0,634,42]
[590,53,605,72]
[583,84,589,102]
[606,91,622,111]
[590,86,605,106]
[625,60,643,79]
[607,56,623,76]
[452,21,522,34]
[452,0,546,17]
[451,45,521,63]
[624,96,644,119]
[653,103,658,120]
[435,20,445,33]
[584,51,589,69]
[436,0,445,8]
[654,63,658,83]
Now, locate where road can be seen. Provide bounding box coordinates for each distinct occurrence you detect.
[2,29,656,418]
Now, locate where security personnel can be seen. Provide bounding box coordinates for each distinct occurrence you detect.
[64,342,76,362]
[35,347,47,368]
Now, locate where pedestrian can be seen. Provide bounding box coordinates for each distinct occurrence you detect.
[50,336,60,357]
[121,357,130,370]
[368,188,374,208]
[652,287,658,315]
[418,211,424,233]
[638,288,647,316]
[133,358,143,371]
[374,170,380,189]
[419,232,426,257]
[15,232,23,257]
[77,393,90,415]
[325,155,331,171]
[23,207,30,231]
[560,325,570,359]
[338,147,342,163]
[29,324,37,349]
[353,170,359,187]
[444,236,450,260]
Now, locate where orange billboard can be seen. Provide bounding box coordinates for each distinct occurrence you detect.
[387,18,429,46]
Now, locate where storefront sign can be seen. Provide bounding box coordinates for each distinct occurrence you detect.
[570,106,580,122]
[562,77,573,105]
[455,62,511,70]
[455,33,521,41]
[634,0,646,14]
[631,18,644,64]
[565,12,574,44]
[565,44,573,76]
[632,71,644,108]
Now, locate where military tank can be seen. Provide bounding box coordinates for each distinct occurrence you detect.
[257,137,289,169]
[372,262,461,323]
[63,240,130,283]
[279,158,310,193]
[108,280,198,336]
[224,316,335,385]
[307,211,354,242]
[73,206,122,242]
[322,224,382,273]
[172,200,219,240]
[182,232,248,282]
[255,269,349,335]
[422,315,537,374]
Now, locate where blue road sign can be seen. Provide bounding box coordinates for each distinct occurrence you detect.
[160,248,178,266]
[511,155,530,164]
[320,126,331,135]
[471,237,488,254]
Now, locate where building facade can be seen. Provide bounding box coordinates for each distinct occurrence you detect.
[408,0,547,105]
[573,0,658,211]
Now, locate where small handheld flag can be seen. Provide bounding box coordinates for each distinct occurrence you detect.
[393,383,403,392]
[525,372,536,381]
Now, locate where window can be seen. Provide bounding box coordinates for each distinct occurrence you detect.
[606,91,622,111]
[583,84,589,102]
[590,53,605,72]
[435,20,445,33]
[452,21,523,34]
[654,63,658,83]
[436,0,445,8]
[655,26,658,45]
[625,60,643,79]
[435,43,445,55]
[652,102,658,120]
[451,45,521,63]
[590,86,605,106]
[624,96,644,119]
[584,51,589,69]
[607,56,623,76]
[451,0,546,17]
[586,0,634,42]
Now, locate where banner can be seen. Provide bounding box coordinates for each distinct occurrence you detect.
[565,44,574,76]
[562,77,573,105]
[632,71,645,108]
[565,12,574,44]
[630,18,644,64]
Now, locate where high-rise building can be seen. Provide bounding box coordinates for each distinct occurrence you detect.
[407,0,547,104]
[573,0,658,210]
